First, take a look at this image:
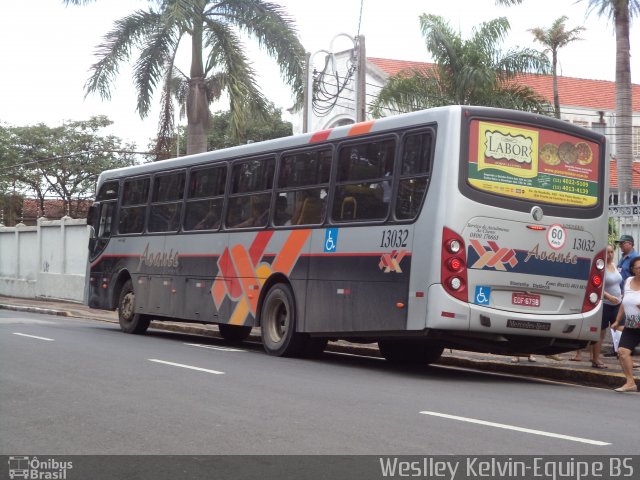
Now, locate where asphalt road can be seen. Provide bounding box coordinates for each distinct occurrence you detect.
[1,309,638,455]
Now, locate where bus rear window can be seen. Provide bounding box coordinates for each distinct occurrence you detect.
[466,120,601,208]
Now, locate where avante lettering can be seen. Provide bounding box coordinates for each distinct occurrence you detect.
[138,243,179,269]
[524,244,578,264]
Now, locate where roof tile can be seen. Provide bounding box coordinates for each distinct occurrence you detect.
[367,57,640,112]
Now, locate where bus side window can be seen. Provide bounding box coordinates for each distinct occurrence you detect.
[148,171,185,233]
[396,131,433,220]
[274,148,330,227]
[118,206,145,234]
[119,177,150,234]
[333,137,395,223]
[98,203,114,237]
[226,157,274,229]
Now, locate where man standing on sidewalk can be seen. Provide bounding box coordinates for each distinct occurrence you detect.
[617,235,639,291]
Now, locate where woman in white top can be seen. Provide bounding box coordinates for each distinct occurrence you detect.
[591,245,623,368]
[610,255,640,392]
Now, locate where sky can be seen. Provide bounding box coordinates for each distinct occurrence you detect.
[1,0,638,151]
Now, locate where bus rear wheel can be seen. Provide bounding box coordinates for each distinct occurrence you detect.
[218,323,252,343]
[378,340,444,365]
[118,279,151,334]
[260,283,309,357]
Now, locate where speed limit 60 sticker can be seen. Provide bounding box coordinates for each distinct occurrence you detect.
[547,224,567,250]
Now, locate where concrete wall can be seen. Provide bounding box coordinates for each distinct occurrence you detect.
[0,217,89,303]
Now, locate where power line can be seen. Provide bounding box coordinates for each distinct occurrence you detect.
[0,149,149,174]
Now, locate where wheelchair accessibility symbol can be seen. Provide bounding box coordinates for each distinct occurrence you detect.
[324,228,338,253]
[474,286,491,305]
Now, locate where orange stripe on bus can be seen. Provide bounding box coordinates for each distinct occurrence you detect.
[212,277,226,308]
[309,129,332,143]
[229,297,250,325]
[348,120,375,136]
[231,244,261,314]
[271,229,311,274]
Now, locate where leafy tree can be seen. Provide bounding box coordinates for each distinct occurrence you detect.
[152,101,292,157]
[496,0,640,199]
[207,102,292,151]
[370,15,551,117]
[2,116,136,221]
[63,0,305,158]
[529,16,585,118]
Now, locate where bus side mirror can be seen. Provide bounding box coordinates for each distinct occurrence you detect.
[89,226,96,239]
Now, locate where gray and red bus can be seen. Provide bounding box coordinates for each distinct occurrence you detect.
[86,106,608,364]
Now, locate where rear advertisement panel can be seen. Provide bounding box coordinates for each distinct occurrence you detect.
[467,120,600,207]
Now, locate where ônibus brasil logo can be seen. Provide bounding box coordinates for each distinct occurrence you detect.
[8,456,73,480]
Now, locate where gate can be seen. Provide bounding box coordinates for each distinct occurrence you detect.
[608,190,640,257]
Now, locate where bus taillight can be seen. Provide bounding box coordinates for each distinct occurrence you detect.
[582,249,606,312]
[447,257,463,272]
[442,227,468,302]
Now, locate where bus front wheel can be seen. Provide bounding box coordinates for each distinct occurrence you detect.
[218,323,252,343]
[378,340,444,365]
[260,283,308,357]
[118,279,151,334]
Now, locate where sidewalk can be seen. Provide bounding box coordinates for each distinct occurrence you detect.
[2,295,638,391]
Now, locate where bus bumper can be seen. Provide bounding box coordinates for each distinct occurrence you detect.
[425,284,600,343]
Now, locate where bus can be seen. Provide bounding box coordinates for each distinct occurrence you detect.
[86,106,608,364]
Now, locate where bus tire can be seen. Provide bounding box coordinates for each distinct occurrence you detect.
[118,279,151,334]
[218,323,252,343]
[378,340,444,365]
[260,283,306,357]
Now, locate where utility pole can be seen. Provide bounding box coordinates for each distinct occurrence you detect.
[302,52,311,134]
[355,35,366,123]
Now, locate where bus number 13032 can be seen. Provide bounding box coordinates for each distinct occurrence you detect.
[380,229,409,248]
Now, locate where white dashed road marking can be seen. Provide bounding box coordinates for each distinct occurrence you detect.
[148,359,225,375]
[184,343,246,352]
[13,332,55,342]
[419,411,610,446]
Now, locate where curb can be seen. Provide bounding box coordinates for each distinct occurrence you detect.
[2,302,637,391]
[0,304,73,317]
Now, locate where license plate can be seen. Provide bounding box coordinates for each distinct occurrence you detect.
[506,319,551,331]
[512,292,540,307]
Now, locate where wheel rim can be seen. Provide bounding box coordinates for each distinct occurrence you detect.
[265,295,288,345]
[121,291,134,322]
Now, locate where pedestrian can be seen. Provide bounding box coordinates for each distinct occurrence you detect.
[610,256,640,393]
[616,234,639,291]
[590,244,622,368]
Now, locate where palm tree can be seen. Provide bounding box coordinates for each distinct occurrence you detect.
[370,15,550,117]
[529,16,585,118]
[63,0,305,157]
[497,0,639,201]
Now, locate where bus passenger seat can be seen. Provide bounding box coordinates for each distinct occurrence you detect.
[341,196,357,220]
[295,197,322,224]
